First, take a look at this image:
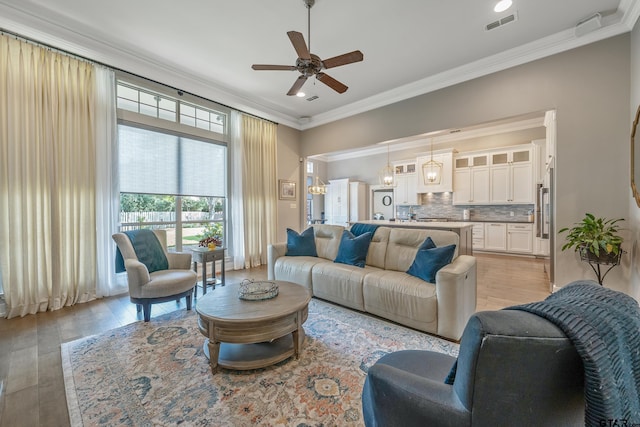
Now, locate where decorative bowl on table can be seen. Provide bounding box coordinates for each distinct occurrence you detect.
[198,236,222,248]
[238,279,279,301]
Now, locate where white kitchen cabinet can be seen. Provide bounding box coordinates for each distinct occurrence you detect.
[489,147,533,204]
[484,223,507,251]
[416,150,454,193]
[325,179,368,226]
[472,222,485,250]
[453,154,490,204]
[394,173,418,205]
[393,161,418,206]
[507,223,533,253]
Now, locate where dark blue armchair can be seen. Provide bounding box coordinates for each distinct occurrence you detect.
[362,310,585,426]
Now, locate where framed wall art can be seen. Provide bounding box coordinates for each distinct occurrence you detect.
[279,180,296,200]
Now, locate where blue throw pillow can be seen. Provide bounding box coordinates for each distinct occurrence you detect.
[418,236,437,251]
[406,244,456,283]
[334,230,373,268]
[286,227,317,257]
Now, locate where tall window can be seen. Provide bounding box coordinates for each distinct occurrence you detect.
[116,78,229,251]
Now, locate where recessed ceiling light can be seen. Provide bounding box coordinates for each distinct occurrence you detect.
[494,0,512,13]
[296,92,306,98]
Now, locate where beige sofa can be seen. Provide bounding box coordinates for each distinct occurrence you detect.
[267,224,477,341]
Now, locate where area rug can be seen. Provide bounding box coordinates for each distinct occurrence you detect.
[62,298,459,426]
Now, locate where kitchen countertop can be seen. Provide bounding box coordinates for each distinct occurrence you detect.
[456,219,534,224]
[352,220,474,228]
[383,219,534,224]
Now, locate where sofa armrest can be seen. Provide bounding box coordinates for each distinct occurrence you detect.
[166,252,193,270]
[435,255,477,341]
[267,243,287,280]
[123,259,151,298]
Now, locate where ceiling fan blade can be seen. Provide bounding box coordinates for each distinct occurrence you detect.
[316,72,348,94]
[287,75,308,96]
[252,64,297,71]
[322,50,364,69]
[287,31,311,60]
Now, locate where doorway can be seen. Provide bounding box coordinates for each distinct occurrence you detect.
[371,188,394,220]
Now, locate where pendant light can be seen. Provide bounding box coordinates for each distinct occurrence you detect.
[308,175,327,195]
[422,140,442,185]
[378,143,397,187]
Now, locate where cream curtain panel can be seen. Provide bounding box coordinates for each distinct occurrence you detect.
[0,35,104,318]
[240,115,278,268]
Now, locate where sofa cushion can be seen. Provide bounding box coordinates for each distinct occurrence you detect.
[366,227,391,269]
[363,270,438,334]
[334,230,373,268]
[286,227,318,257]
[407,244,456,283]
[312,262,381,311]
[274,256,331,292]
[312,224,345,260]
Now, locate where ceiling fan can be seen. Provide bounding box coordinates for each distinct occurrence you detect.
[251,0,364,96]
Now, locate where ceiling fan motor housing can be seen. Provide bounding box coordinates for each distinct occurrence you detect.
[296,54,323,77]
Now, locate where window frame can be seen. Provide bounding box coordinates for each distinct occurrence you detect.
[115,73,230,252]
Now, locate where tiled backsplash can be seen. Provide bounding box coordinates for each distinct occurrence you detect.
[395,193,534,222]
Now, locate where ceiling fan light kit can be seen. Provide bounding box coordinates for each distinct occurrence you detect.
[251,0,363,96]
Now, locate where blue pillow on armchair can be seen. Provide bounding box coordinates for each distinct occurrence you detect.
[407,244,456,283]
[286,227,318,257]
[334,230,373,268]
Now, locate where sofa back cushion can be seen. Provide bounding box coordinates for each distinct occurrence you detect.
[312,224,345,260]
[366,227,390,269]
[385,228,459,272]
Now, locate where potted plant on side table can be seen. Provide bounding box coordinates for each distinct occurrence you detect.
[558,213,624,285]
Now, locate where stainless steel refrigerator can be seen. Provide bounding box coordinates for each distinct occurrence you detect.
[537,168,554,289]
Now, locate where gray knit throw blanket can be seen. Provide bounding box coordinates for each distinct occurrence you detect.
[510,280,640,426]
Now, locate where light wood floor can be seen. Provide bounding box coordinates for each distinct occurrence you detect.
[0,253,549,427]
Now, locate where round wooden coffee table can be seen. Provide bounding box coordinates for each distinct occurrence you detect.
[195,280,311,374]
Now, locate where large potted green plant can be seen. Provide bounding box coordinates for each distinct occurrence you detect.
[558,213,624,284]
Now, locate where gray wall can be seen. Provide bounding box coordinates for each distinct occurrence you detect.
[276,125,302,243]
[297,34,632,294]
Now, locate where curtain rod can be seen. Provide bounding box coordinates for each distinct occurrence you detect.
[0,27,278,125]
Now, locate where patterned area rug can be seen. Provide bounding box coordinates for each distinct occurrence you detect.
[62,298,459,426]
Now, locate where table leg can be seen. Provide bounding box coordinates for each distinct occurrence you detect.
[192,261,198,298]
[202,258,208,295]
[211,259,217,290]
[208,339,220,374]
[221,255,225,286]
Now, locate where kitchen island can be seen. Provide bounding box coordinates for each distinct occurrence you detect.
[350,220,474,256]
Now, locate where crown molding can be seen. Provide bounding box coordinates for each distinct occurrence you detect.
[301,16,634,130]
[0,3,303,128]
[2,1,638,131]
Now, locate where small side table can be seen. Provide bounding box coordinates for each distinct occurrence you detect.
[192,247,225,297]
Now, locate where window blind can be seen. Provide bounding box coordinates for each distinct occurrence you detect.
[118,125,226,197]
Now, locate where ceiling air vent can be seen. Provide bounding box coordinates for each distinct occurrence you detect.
[485,12,518,31]
[306,95,319,101]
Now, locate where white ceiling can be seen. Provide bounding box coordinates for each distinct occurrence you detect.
[0,0,638,130]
